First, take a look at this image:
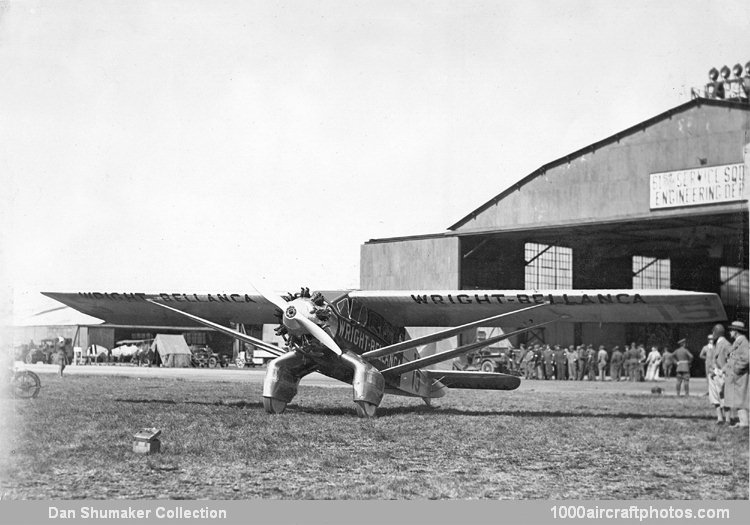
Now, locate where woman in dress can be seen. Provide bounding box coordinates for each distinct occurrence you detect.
[645,346,662,381]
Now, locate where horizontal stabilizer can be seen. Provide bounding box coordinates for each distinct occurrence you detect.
[424,370,521,391]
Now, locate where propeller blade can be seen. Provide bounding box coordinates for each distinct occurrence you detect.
[251,280,343,356]
[295,315,343,356]
[250,282,289,311]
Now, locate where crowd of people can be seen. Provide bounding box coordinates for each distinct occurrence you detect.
[503,340,693,384]
[703,321,749,429]
[480,320,748,428]
[692,61,750,102]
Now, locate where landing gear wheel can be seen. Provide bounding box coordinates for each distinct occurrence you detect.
[208,357,218,368]
[354,401,378,418]
[263,397,287,414]
[480,360,495,373]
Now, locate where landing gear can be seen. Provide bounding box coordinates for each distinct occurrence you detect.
[263,397,287,414]
[355,401,378,418]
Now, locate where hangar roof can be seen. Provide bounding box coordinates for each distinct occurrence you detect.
[448,98,750,232]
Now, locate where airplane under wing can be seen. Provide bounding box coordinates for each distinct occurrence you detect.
[348,289,727,327]
[43,288,726,329]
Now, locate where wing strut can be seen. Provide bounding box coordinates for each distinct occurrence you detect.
[362,303,552,360]
[380,319,557,377]
[145,299,285,357]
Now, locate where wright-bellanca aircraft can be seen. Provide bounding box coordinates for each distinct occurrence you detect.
[45,287,726,417]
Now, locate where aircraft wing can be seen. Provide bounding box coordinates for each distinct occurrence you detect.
[41,291,347,327]
[43,288,726,328]
[349,289,726,327]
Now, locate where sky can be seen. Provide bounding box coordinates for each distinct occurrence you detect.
[2,0,750,319]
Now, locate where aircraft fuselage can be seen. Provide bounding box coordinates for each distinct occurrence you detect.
[280,295,437,399]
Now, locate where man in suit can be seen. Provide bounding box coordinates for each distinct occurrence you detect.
[724,321,749,428]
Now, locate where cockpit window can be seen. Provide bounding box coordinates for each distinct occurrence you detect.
[335,298,350,317]
[349,300,367,324]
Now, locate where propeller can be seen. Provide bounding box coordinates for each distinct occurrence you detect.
[252,283,343,356]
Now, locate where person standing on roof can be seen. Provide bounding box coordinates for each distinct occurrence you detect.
[705,67,724,99]
[728,63,746,101]
[719,65,732,99]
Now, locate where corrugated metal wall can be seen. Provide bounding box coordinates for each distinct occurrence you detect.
[454,104,750,233]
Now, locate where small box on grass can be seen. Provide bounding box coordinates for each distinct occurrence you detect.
[133,428,161,454]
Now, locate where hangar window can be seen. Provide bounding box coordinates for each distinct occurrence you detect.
[632,256,670,289]
[183,332,207,346]
[524,243,572,289]
[720,266,749,307]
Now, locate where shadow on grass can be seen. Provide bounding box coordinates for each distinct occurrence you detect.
[114,397,714,421]
[114,398,263,409]
[298,405,715,421]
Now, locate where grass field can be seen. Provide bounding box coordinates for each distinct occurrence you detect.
[1,371,747,500]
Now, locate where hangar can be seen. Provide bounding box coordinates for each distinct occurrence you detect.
[361,98,749,353]
[11,306,257,363]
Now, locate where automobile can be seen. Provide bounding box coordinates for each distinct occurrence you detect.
[189,345,230,368]
[452,330,521,375]
[235,344,280,368]
[471,347,517,374]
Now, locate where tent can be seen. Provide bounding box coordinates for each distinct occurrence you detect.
[150,334,192,368]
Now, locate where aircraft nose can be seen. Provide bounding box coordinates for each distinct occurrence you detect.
[284,306,297,319]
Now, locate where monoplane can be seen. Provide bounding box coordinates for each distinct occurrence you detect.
[45,288,725,417]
